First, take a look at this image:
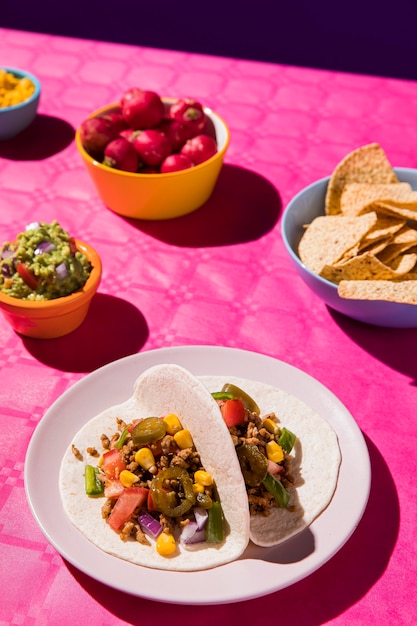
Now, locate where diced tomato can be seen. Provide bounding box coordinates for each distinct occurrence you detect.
[107,487,148,531]
[16,263,39,290]
[101,449,126,480]
[128,419,141,433]
[220,398,246,428]
[147,489,158,512]
[69,237,77,255]
[104,478,124,499]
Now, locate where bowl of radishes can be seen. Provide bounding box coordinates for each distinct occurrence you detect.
[75,88,230,220]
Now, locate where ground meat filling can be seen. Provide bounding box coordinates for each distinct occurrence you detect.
[227,409,295,517]
[100,419,214,543]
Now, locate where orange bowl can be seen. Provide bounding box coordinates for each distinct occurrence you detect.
[0,240,102,339]
[75,99,230,220]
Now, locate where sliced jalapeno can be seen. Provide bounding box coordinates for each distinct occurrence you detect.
[131,417,167,445]
[221,383,260,415]
[236,444,268,486]
[151,466,196,517]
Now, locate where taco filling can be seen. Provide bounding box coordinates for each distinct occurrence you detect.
[79,412,224,556]
[212,383,297,518]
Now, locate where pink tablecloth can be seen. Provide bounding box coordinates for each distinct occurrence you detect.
[0,28,416,625]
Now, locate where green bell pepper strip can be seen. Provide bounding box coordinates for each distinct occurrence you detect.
[262,472,291,509]
[211,391,235,402]
[278,427,297,454]
[114,427,129,449]
[85,465,104,496]
[205,501,224,543]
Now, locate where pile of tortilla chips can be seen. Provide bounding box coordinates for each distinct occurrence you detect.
[298,143,417,305]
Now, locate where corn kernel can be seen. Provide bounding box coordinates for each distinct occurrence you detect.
[194,470,213,486]
[163,413,183,435]
[0,70,35,109]
[174,429,194,449]
[192,483,205,494]
[97,454,104,467]
[266,441,284,464]
[119,470,139,487]
[135,447,155,470]
[263,418,280,435]
[156,531,176,556]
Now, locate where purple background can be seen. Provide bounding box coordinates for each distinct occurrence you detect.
[1,0,417,80]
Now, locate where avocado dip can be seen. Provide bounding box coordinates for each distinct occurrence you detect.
[0,221,92,301]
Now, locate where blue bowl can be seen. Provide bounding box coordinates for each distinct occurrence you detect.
[281,167,417,328]
[0,67,41,140]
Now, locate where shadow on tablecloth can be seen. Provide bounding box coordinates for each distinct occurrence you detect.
[126,164,281,247]
[328,309,417,386]
[63,433,398,624]
[0,114,74,160]
[22,293,149,372]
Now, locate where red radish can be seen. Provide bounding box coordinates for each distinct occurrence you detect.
[160,153,193,173]
[103,137,140,172]
[180,134,217,165]
[118,128,138,142]
[102,111,129,133]
[169,98,207,138]
[133,129,172,166]
[157,118,189,152]
[121,88,165,129]
[79,116,121,156]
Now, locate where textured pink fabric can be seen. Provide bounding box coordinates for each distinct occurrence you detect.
[0,28,416,625]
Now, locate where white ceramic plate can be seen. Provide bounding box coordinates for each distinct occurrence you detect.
[25,346,371,605]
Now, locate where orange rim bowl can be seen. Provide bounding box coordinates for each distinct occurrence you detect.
[0,240,102,339]
[75,100,231,220]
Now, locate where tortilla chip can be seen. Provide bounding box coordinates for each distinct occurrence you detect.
[378,243,417,265]
[325,143,399,216]
[340,182,415,216]
[361,216,406,242]
[320,250,416,284]
[359,237,393,256]
[298,213,378,274]
[372,202,417,221]
[338,280,417,304]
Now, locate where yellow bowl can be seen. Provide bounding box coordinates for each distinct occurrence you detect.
[75,100,230,220]
[0,240,102,339]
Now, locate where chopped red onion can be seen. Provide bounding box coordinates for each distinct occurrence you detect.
[1,247,14,260]
[194,507,208,530]
[180,521,207,545]
[2,264,13,277]
[55,262,68,280]
[138,511,162,539]
[35,241,55,255]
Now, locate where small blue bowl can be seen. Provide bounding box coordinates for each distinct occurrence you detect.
[281,167,417,328]
[0,67,41,140]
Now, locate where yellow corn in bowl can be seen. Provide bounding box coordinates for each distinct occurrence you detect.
[0,67,41,140]
[75,100,230,220]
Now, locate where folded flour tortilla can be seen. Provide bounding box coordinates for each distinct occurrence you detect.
[200,376,341,547]
[59,364,250,572]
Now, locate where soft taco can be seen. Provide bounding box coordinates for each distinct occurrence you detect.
[201,375,341,547]
[59,364,250,572]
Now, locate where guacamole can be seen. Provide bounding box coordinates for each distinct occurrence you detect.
[0,221,92,301]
